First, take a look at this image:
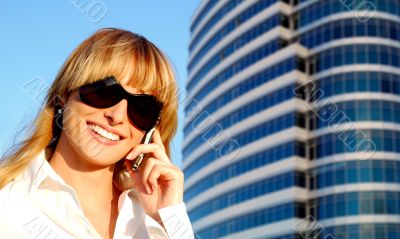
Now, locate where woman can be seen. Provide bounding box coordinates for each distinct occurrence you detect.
[0,28,194,239]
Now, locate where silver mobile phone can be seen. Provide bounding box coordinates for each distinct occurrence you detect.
[131,127,156,171]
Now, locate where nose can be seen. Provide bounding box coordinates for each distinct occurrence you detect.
[104,99,129,125]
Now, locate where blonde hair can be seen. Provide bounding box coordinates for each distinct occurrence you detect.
[0,28,178,189]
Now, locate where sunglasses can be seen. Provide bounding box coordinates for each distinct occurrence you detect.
[78,76,163,131]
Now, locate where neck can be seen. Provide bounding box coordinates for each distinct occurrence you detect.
[49,137,117,204]
[49,136,121,239]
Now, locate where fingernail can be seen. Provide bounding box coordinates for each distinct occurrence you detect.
[126,150,135,160]
[147,185,152,195]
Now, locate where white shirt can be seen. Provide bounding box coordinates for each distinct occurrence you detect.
[0,150,194,239]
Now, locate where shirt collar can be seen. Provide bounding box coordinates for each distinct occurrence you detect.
[19,150,156,238]
[21,150,91,213]
[18,150,67,193]
[22,150,141,211]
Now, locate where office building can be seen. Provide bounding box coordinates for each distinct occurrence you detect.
[183,0,400,238]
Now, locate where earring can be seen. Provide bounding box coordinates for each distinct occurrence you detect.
[54,106,63,130]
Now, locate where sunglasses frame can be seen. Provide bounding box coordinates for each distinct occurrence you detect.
[78,76,163,131]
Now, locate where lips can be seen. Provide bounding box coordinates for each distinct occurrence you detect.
[87,123,122,142]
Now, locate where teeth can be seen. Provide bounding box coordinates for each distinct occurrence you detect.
[88,124,121,141]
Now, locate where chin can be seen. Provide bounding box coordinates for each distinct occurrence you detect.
[62,132,127,169]
[79,143,127,167]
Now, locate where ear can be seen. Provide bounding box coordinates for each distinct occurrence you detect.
[55,95,67,108]
[59,98,66,107]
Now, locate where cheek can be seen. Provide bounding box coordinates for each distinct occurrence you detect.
[60,99,99,149]
[61,107,90,146]
[128,126,146,146]
[62,101,90,131]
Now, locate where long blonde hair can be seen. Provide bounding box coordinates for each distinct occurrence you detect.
[0,28,178,189]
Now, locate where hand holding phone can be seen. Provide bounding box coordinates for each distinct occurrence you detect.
[112,127,157,191]
[131,127,156,171]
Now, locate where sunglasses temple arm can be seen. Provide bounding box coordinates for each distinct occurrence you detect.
[131,127,157,171]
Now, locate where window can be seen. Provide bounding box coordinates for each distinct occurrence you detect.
[333,21,342,39]
[344,45,354,64]
[373,167,384,182]
[367,19,378,36]
[344,19,353,37]
[335,169,345,185]
[360,198,373,214]
[356,20,366,36]
[381,79,391,92]
[360,164,372,182]
[346,165,358,183]
[355,45,367,62]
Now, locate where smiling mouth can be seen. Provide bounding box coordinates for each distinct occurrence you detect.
[87,123,122,142]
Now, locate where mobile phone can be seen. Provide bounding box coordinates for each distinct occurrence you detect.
[131,127,156,171]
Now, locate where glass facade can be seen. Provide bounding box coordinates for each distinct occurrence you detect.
[314,100,400,129]
[189,38,286,95]
[299,18,400,49]
[295,0,400,28]
[310,160,400,190]
[184,112,306,175]
[311,72,400,101]
[184,141,305,200]
[185,0,399,238]
[197,202,306,239]
[184,56,305,123]
[183,84,300,155]
[189,0,279,53]
[310,129,400,159]
[189,13,285,73]
[190,171,306,222]
[311,44,400,73]
[310,191,400,220]
[188,31,289,92]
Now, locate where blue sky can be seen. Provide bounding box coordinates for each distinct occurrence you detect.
[0,1,200,167]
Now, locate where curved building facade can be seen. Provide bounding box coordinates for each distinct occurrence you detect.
[183,0,400,238]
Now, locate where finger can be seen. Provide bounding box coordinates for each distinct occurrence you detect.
[124,159,148,194]
[151,129,166,152]
[146,163,177,191]
[140,157,168,194]
[126,148,135,159]
[147,164,161,193]
[126,143,171,165]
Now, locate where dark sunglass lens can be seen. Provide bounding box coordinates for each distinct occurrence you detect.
[79,80,122,108]
[79,78,162,131]
[128,96,162,131]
